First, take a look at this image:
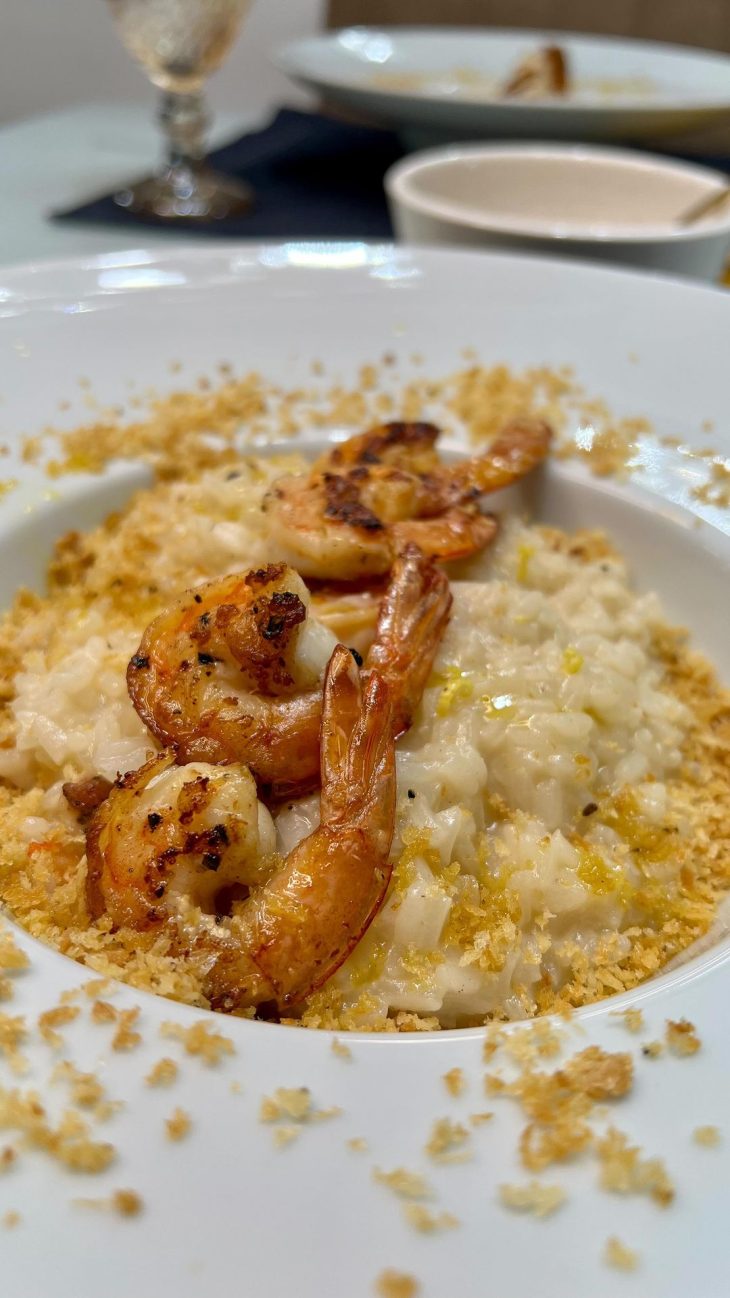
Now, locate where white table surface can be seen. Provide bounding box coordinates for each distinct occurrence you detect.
[0,103,258,268]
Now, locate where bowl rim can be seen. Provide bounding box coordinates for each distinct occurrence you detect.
[385,141,730,245]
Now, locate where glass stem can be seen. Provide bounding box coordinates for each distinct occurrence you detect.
[159,90,209,183]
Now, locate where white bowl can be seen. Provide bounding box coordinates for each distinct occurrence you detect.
[386,143,730,279]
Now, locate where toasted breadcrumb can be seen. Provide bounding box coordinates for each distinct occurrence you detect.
[375,1270,420,1298]
[560,1046,633,1100]
[273,1126,300,1149]
[425,1117,472,1164]
[229,1080,243,1095]
[331,1037,352,1061]
[165,1108,191,1142]
[403,1203,459,1233]
[666,1019,701,1057]
[111,1008,142,1052]
[2,1210,20,1228]
[260,1088,311,1123]
[483,1028,506,1061]
[0,1084,115,1172]
[84,979,113,1000]
[442,1067,466,1097]
[597,1127,675,1206]
[91,1000,118,1025]
[469,1111,494,1127]
[37,1005,80,1048]
[604,1236,639,1271]
[75,1189,144,1217]
[499,1180,566,1218]
[347,1137,369,1153]
[693,1125,720,1147]
[53,1061,108,1112]
[113,1189,143,1217]
[1,1144,17,1171]
[0,931,28,977]
[610,1008,644,1034]
[373,1167,432,1201]
[642,1040,664,1059]
[161,1020,234,1065]
[0,1012,26,1059]
[145,1058,178,1088]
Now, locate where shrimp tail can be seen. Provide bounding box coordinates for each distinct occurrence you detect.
[444,417,553,499]
[247,645,396,1007]
[365,543,453,735]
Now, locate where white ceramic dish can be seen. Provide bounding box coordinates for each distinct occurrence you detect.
[0,244,729,1298]
[275,26,730,145]
[386,143,730,279]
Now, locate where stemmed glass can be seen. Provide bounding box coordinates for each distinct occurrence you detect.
[107,0,253,221]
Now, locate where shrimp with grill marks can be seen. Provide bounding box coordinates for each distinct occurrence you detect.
[127,546,451,800]
[87,646,396,1012]
[262,417,552,580]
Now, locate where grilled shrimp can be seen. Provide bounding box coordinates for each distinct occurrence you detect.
[87,646,396,1012]
[128,546,451,800]
[262,417,552,580]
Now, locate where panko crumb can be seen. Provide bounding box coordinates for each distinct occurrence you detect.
[145,1058,179,1088]
[111,1008,142,1052]
[347,1137,369,1153]
[38,1005,81,1049]
[424,1117,471,1164]
[90,1000,118,1025]
[469,1111,494,1127]
[161,1020,234,1065]
[260,1087,311,1122]
[0,1083,116,1173]
[604,1236,640,1271]
[113,1189,143,1217]
[403,1203,459,1233]
[165,1108,191,1142]
[76,1189,144,1217]
[442,1067,466,1097]
[499,1180,566,1218]
[373,1167,432,1201]
[273,1126,300,1149]
[666,1019,701,1057]
[597,1127,675,1206]
[375,1268,420,1298]
[2,1210,20,1229]
[609,1008,645,1034]
[693,1125,720,1148]
[560,1046,633,1100]
[1,1144,17,1171]
[331,1037,352,1061]
[642,1040,664,1059]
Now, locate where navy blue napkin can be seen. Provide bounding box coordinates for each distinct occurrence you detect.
[52,107,404,238]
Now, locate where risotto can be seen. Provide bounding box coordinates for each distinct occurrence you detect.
[0,452,728,1030]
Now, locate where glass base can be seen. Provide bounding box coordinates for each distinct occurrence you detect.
[114,165,253,222]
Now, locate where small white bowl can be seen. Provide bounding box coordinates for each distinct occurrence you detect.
[385,143,730,279]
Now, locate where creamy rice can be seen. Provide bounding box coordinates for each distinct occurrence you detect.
[0,456,726,1028]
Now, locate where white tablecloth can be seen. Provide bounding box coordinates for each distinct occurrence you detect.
[0,103,256,267]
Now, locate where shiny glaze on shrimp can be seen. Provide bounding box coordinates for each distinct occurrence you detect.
[263,417,552,580]
[87,646,396,1012]
[128,546,451,800]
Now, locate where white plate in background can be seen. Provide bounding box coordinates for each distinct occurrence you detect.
[0,244,729,1298]
[275,27,730,145]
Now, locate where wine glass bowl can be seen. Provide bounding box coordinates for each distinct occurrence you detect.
[107,0,253,221]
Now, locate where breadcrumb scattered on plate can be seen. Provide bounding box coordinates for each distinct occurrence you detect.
[499,1180,566,1218]
[331,1038,352,1061]
[375,1269,420,1298]
[666,1019,701,1057]
[145,1058,179,1088]
[442,1067,465,1097]
[403,1203,459,1233]
[165,1108,191,1142]
[693,1125,720,1147]
[604,1236,639,1271]
[161,1020,234,1065]
[373,1167,432,1201]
